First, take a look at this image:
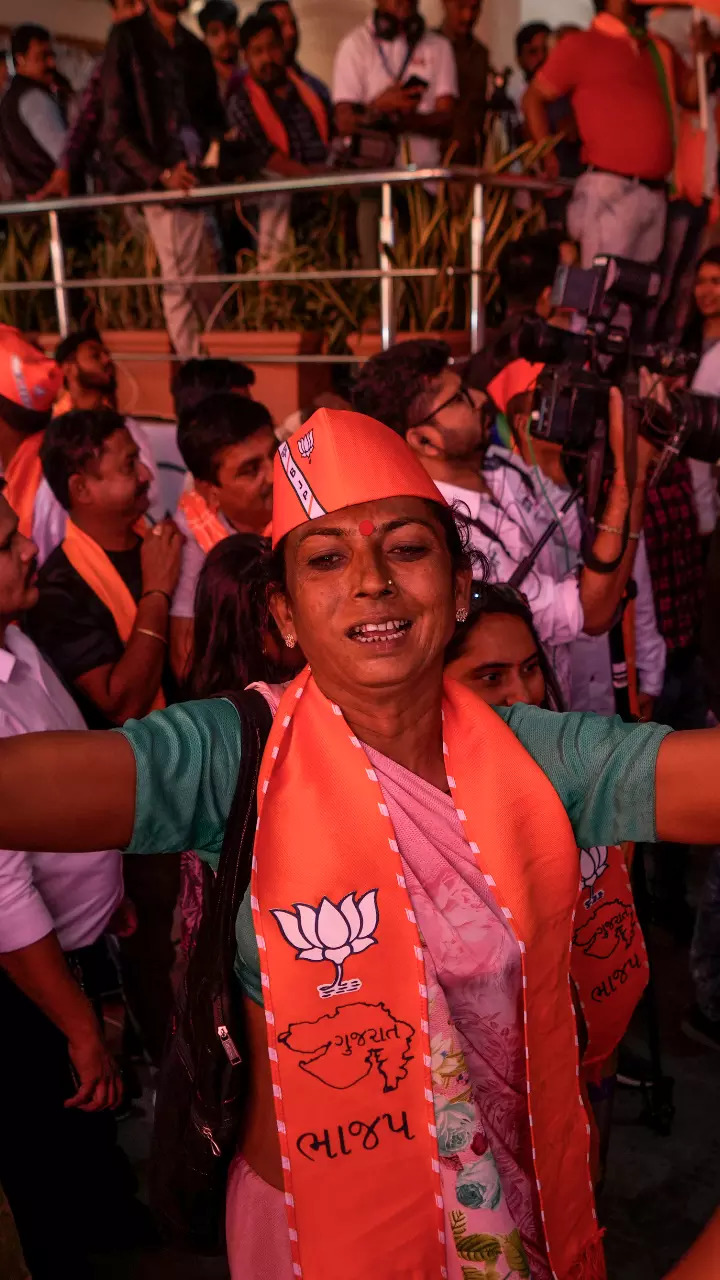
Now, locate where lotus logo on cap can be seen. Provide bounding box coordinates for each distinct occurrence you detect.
[297,429,315,461]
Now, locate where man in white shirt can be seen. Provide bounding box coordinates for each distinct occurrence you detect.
[333,0,457,265]
[0,484,148,1278]
[352,338,652,703]
[483,440,666,716]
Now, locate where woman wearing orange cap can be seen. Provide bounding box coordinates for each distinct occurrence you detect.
[1,406,720,1280]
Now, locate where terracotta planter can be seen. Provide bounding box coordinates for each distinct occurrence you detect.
[104,331,174,420]
[348,330,471,364]
[203,331,331,427]
[40,329,331,424]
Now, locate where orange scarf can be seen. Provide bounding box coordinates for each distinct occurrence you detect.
[62,520,165,711]
[572,843,647,1080]
[4,433,44,540]
[252,670,605,1280]
[245,68,329,157]
[178,488,229,556]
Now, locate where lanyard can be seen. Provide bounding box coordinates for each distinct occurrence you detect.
[375,37,415,84]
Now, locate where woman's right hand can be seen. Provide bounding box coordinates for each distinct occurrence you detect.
[141,520,183,598]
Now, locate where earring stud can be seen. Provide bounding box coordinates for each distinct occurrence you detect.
[456,607,468,623]
[284,634,297,649]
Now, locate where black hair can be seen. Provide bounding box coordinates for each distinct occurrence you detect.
[54,327,104,367]
[515,21,550,60]
[172,357,255,420]
[257,0,293,15]
[240,11,282,50]
[445,582,564,710]
[11,24,51,59]
[681,245,720,353]
[188,532,300,698]
[267,498,483,594]
[40,407,127,511]
[177,391,274,484]
[351,339,451,437]
[198,0,238,33]
[498,231,562,309]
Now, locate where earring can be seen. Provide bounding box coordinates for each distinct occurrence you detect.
[456,607,468,623]
[284,635,297,650]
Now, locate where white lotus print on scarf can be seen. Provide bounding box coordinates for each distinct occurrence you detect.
[271,890,380,998]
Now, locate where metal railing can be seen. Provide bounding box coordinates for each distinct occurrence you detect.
[0,167,566,359]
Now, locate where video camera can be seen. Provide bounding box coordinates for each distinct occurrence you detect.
[515,255,720,475]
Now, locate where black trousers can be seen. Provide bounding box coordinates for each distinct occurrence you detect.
[0,951,136,1279]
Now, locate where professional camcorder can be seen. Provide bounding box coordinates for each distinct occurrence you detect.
[515,255,720,471]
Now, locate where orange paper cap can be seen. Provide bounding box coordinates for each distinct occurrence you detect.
[272,407,446,547]
[0,325,62,415]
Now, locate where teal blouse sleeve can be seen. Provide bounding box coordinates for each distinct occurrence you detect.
[117,698,243,865]
[493,704,673,849]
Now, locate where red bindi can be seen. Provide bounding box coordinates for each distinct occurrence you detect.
[358,519,375,536]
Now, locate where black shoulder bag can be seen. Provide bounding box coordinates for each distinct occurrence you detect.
[148,689,273,1253]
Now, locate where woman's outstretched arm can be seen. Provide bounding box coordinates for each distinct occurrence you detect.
[0,731,136,852]
[656,727,720,844]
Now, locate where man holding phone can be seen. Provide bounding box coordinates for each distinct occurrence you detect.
[333,0,457,264]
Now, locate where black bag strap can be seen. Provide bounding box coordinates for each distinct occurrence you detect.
[186,689,273,1048]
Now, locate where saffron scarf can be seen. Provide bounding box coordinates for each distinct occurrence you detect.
[4,433,44,540]
[178,488,229,556]
[245,69,329,158]
[572,843,648,1079]
[252,669,605,1280]
[62,519,165,711]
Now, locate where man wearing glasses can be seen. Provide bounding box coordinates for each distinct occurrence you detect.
[352,338,651,704]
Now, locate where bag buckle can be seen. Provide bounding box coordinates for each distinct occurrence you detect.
[217,1024,242,1066]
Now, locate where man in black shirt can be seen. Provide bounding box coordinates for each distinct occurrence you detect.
[27,409,183,1065]
[101,0,227,357]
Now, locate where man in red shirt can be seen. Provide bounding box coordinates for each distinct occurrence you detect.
[524,0,702,268]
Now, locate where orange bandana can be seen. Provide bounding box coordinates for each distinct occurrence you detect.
[252,670,605,1280]
[4,433,43,540]
[245,68,329,157]
[62,520,165,711]
[272,408,446,547]
[178,488,229,556]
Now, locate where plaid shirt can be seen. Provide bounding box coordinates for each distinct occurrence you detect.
[644,456,705,653]
[226,73,328,171]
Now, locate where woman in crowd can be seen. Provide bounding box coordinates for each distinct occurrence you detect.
[1,407,720,1280]
[179,532,301,954]
[445,584,648,1185]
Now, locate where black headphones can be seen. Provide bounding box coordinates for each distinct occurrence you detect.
[373,7,425,46]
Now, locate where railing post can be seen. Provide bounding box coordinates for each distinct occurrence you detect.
[470,181,485,354]
[48,210,70,338]
[379,182,395,351]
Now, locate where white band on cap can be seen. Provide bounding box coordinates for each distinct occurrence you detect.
[277,441,326,525]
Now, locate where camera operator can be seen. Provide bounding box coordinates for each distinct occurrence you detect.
[484,359,666,718]
[524,0,705,270]
[353,338,653,701]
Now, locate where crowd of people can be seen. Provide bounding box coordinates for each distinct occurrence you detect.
[2,0,718,353]
[2,0,720,1277]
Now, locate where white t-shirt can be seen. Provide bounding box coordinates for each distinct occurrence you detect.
[332,20,458,170]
